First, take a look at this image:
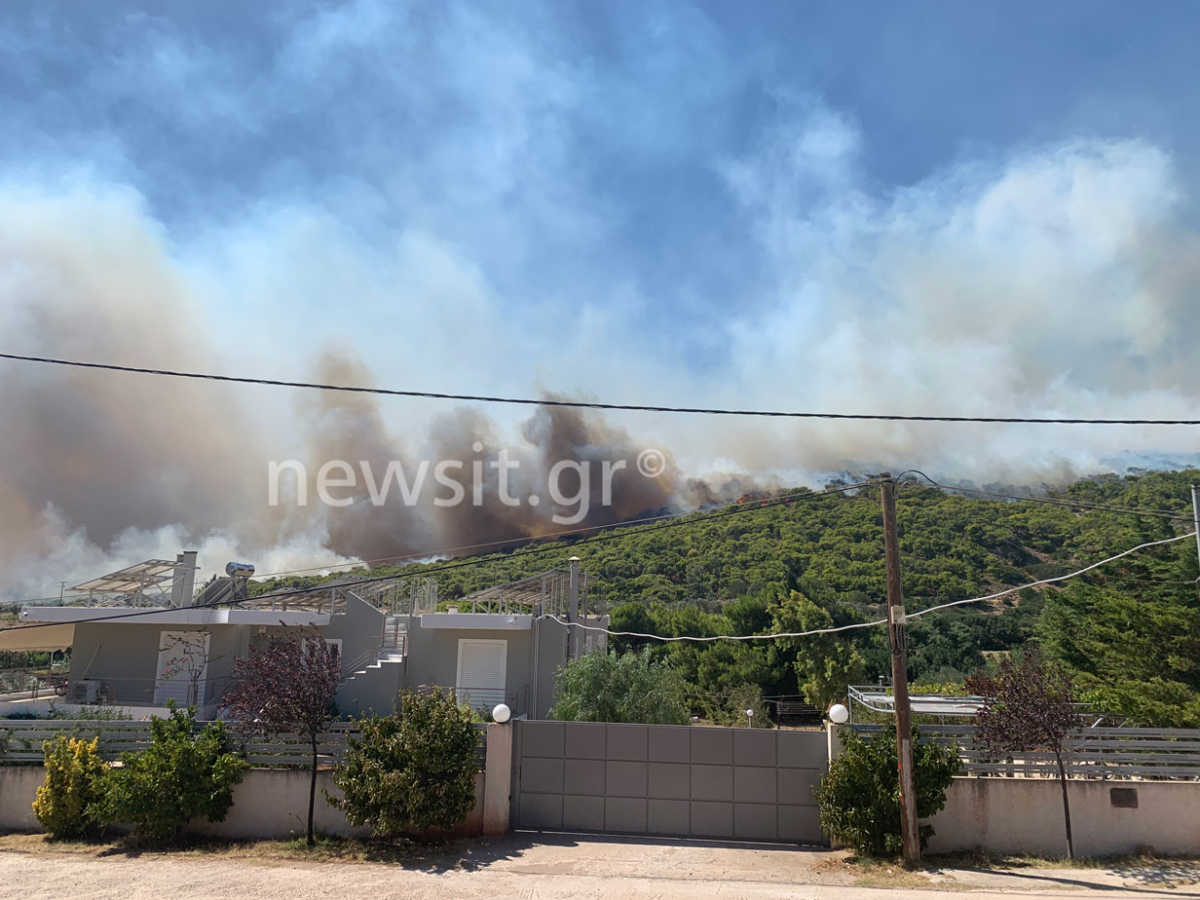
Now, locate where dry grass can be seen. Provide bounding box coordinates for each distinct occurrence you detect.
[811,853,959,889]
[926,847,1195,871]
[813,845,1200,892]
[0,831,493,869]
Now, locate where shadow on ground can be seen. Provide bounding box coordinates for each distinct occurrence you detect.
[1114,860,1200,890]
[3,828,821,875]
[934,861,1200,898]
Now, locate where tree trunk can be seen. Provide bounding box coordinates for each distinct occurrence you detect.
[307,733,318,847]
[1054,750,1074,860]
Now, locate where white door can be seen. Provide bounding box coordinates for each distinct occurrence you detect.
[154,630,210,707]
[455,639,507,710]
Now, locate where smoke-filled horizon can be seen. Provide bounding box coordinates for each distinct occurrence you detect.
[3,3,1200,600]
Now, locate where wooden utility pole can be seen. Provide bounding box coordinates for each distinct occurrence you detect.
[1190,485,1200,578]
[880,475,920,865]
[567,556,581,660]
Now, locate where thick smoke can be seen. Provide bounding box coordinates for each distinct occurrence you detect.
[0,187,765,600]
[293,355,724,563]
[5,135,1200,600]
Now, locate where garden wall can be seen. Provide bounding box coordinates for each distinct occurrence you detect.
[928,777,1200,858]
[0,767,485,839]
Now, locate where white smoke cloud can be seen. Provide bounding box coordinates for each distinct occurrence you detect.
[713,129,1200,479]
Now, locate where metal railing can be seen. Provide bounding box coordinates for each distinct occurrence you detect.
[382,618,407,654]
[0,674,237,709]
[1,718,489,770]
[0,670,67,701]
[851,723,1200,780]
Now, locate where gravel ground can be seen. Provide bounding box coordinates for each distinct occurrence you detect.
[1,832,1198,899]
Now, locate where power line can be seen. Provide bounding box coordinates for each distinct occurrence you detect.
[237,483,867,589]
[897,470,1193,521]
[906,531,1196,620]
[542,531,1197,643]
[247,503,781,581]
[541,612,888,642]
[2,481,873,633]
[224,481,873,601]
[5,352,1200,425]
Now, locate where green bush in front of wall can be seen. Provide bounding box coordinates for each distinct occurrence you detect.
[329,689,479,838]
[101,704,248,844]
[816,726,961,857]
[33,735,108,838]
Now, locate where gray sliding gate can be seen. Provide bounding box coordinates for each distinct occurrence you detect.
[512,721,827,844]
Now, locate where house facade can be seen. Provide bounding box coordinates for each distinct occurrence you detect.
[11,557,607,720]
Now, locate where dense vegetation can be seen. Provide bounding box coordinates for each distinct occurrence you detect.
[258,469,1200,726]
[549,648,691,724]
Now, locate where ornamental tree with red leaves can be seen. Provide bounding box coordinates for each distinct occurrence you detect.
[965,651,1080,859]
[222,626,341,846]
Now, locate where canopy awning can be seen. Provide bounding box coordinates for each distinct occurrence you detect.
[0,623,74,652]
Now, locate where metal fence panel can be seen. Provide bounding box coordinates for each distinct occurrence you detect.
[850,724,1200,780]
[0,718,488,770]
[511,721,827,844]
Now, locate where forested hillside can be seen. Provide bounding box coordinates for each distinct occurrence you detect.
[258,470,1200,726]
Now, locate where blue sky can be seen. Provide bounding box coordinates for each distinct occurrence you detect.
[2,1,1197,377]
[1,1,1199,593]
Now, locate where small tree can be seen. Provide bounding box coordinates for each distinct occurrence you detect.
[34,736,108,838]
[329,689,479,837]
[222,626,341,846]
[817,726,961,857]
[701,682,772,727]
[102,705,247,843]
[966,651,1079,859]
[158,630,218,707]
[549,648,689,724]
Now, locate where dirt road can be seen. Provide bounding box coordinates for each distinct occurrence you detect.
[1,832,1198,899]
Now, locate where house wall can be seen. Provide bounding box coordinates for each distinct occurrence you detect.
[68,622,250,711]
[319,592,385,675]
[402,623,536,711]
[531,617,569,719]
[63,599,381,715]
[335,660,403,718]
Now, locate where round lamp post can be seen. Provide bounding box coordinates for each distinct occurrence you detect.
[492,703,512,724]
[828,703,849,725]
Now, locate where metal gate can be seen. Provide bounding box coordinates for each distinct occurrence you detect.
[511,721,827,843]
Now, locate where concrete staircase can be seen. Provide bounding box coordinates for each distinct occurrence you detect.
[336,616,407,716]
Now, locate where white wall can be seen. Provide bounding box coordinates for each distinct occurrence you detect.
[927,777,1200,857]
[0,767,484,840]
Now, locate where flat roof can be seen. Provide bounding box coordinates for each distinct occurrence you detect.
[418,613,533,630]
[18,607,330,627]
[0,622,75,652]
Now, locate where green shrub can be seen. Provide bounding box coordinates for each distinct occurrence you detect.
[49,705,133,721]
[102,705,248,843]
[700,682,771,727]
[816,727,962,857]
[549,648,690,724]
[329,690,478,838]
[33,736,108,838]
